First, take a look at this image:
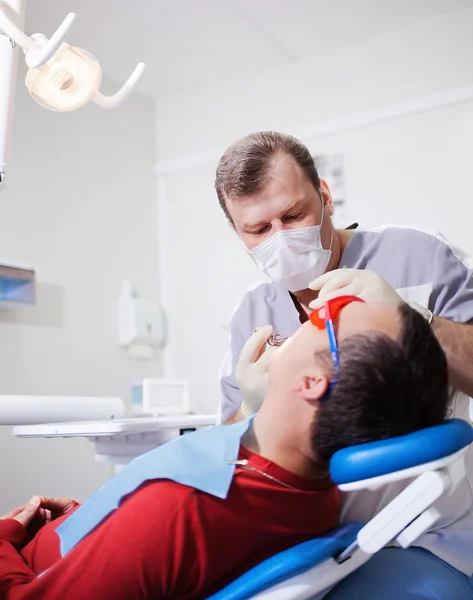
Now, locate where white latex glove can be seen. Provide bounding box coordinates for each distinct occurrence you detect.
[236,325,278,417]
[308,268,403,311]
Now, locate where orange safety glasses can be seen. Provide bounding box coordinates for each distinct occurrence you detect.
[309,295,365,402]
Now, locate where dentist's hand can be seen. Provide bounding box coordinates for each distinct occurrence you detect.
[236,326,277,417]
[308,269,403,311]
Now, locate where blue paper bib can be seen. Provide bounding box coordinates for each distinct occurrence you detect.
[57,418,252,556]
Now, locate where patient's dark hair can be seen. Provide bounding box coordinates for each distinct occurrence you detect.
[312,303,450,462]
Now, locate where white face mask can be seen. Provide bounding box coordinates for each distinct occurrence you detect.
[248,200,332,292]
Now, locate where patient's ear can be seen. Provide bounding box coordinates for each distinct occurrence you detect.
[294,375,329,405]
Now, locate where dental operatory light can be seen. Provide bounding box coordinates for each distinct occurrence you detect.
[26,41,104,112]
[25,37,145,112]
[0,0,145,184]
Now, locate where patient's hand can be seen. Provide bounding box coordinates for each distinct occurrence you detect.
[2,496,78,535]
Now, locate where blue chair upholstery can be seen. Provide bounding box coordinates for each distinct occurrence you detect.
[330,418,473,485]
[212,420,473,600]
[208,523,363,600]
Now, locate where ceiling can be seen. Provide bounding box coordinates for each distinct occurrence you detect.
[25,0,473,100]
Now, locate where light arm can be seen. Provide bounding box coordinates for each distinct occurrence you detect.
[0,0,23,185]
[0,2,76,68]
[25,13,76,68]
[92,62,145,109]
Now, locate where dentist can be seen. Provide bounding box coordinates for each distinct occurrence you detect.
[215,130,473,599]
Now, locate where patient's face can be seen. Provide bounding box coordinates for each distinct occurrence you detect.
[269,302,401,383]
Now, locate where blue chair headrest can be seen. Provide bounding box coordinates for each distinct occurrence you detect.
[330,418,473,485]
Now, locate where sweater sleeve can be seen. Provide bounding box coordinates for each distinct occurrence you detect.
[0,481,202,600]
[0,520,30,550]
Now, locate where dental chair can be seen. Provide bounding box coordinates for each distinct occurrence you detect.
[211,418,473,600]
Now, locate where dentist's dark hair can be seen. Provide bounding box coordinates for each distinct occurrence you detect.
[312,303,450,461]
[215,131,321,226]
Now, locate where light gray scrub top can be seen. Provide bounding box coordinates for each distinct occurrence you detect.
[217,225,473,575]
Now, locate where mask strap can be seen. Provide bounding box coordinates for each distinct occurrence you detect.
[327,225,334,251]
[320,191,334,251]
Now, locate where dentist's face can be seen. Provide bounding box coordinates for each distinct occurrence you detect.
[226,154,334,251]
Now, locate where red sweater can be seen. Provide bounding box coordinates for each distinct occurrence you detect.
[0,446,339,599]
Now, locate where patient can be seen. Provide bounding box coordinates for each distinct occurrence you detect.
[0,299,449,599]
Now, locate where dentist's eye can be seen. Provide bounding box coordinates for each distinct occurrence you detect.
[284,212,302,222]
[253,225,270,236]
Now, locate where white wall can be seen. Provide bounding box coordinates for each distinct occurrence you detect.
[0,66,160,514]
[156,6,473,165]
[155,6,473,413]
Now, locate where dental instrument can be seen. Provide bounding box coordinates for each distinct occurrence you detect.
[266,334,288,347]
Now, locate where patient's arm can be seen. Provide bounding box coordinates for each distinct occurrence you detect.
[0,481,200,599]
[0,520,29,551]
[0,497,78,556]
[20,507,80,575]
